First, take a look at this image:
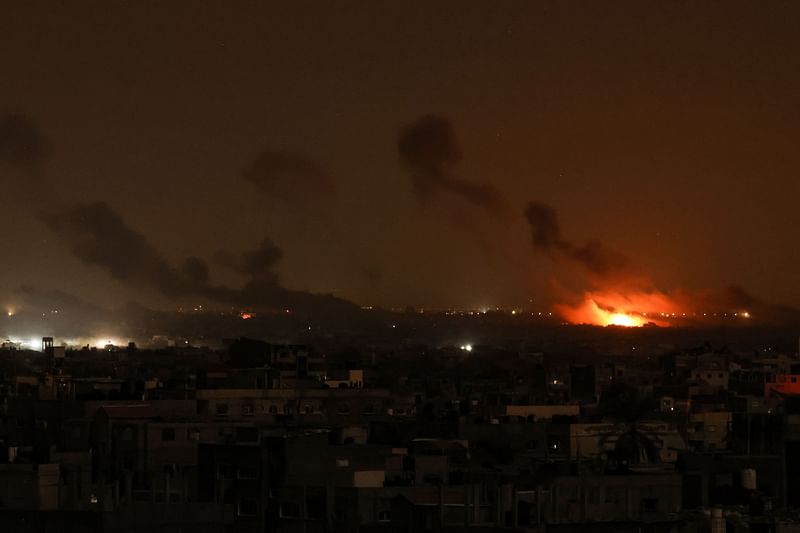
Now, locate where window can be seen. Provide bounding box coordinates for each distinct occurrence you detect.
[423,474,442,485]
[238,466,258,480]
[242,404,254,416]
[237,497,258,517]
[562,485,578,502]
[161,428,175,441]
[218,465,236,480]
[188,429,200,442]
[337,403,350,415]
[306,495,325,519]
[378,510,392,522]
[280,502,301,519]
[641,498,658,513]
[216,403,229,417]
[336,458,350,467]
[236,427,259,442]
[304,404,314,414]
[268,405,278,415]
[605,487,623,504]
[363,403,376,415]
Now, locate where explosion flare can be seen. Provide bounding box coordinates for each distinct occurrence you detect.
[554,289,754,327]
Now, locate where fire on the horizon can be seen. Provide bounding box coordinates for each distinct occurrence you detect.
[554,290,752,327]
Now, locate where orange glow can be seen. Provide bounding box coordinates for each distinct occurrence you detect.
[555,289,679,327]
[240,312,253,320]
[607,312,645,327]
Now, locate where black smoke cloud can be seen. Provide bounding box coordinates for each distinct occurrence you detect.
[241,148,386,290]
[42,202,197,297]
[398,115,507,216]
[523,202,562,250]
[242,150,332,206]
[214,237,283,283]
[44,202,358,316]
[524,201,630,278]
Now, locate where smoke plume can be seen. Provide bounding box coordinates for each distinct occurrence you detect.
[42,202,197,297]
[398,115,507,216]
[214,237,283,284]
[524,201,631,278]
[43,201,358,316]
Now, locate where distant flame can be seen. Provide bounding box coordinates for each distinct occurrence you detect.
[607,312,645,327]
[240,312,254,320]
[554,287,753,327]
[555,290,679,327]
[556,297,650,327]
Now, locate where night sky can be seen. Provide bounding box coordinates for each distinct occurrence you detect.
[1,2,799,314]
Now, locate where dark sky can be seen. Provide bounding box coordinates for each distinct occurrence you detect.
[1,1,799,313]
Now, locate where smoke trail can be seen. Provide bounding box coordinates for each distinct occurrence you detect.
[524,201,630,277]
[398,115,507,216]
[44,201,359,316]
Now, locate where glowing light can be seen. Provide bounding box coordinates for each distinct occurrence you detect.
[555,290,683,327]
[557,298,651,327]
[607,312,645,327]
[26,338,40,349]
[240,312,253,320]
[465,344,473,352]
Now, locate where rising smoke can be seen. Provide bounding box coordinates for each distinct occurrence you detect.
[43,202,359,317]
[398,115,507,216]
[214,237,283,284]
[42,202,198,298]
[524,201,630,278]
